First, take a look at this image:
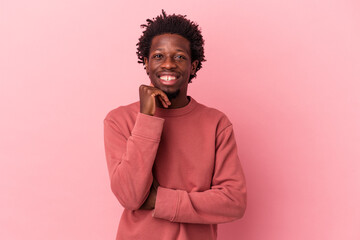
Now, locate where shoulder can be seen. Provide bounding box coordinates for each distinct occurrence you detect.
[194,100,232,134]
[104,101,139,125]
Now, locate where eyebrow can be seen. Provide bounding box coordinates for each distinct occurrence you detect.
[153,48,187,53]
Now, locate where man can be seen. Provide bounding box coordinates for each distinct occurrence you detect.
[104,10,247,240]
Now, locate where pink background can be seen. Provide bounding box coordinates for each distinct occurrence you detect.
[1,0,360,239]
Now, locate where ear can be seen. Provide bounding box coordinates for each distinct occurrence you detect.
[191,60,199,75]
[144,57,149,75]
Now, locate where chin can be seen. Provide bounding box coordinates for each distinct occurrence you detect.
[164,89,180,101]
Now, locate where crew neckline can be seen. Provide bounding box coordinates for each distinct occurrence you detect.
[154,96,198,117]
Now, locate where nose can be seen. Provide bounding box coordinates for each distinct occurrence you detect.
[161,56,176,69]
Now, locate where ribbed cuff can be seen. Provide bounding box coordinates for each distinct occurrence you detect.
[152,187,179,222]
[131,113,165,141]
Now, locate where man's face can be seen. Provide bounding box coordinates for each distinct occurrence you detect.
[144,33,199,98]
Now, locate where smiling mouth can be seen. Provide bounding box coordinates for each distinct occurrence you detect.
[159,75,177,81]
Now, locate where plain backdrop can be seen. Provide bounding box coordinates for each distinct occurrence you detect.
[1,0,360,239]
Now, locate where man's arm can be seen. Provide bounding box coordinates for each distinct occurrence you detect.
[104,113,164,210]
[151,124,247,224]
[104,85,170,210]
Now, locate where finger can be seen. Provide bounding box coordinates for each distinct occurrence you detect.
[162,96,171,106]
[157,92,171,105]
[157,95,169,108]
[152,90,171,106]
[151,92,168,108]
[148,85,171,105]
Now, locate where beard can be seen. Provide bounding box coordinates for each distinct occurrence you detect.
[164,89,180,101]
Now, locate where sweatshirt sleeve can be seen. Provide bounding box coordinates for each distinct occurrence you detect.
[104,112,165,210]
[152,124,247,224]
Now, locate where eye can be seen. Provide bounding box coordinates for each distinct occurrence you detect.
[152,54,163,59]
[175,55,186,60]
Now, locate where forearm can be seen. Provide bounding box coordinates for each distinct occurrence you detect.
[104,113,164,210]
[153,182,246,224]
[110,136,160,210]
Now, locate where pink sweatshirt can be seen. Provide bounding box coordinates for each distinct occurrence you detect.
[103,96,247,240]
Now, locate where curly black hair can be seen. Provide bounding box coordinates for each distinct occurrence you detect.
[136,9,206,83]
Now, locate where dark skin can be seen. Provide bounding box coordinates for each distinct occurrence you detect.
[139,33,199,209]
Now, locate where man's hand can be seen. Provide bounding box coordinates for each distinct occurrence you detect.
[140,177,160,210]
[139,84,171,116]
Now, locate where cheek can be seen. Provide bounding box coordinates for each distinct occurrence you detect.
[149,62,160,72]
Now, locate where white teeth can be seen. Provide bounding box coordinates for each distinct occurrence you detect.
[160,76,176,81]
